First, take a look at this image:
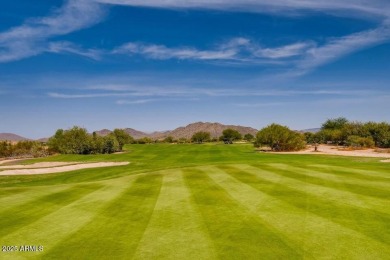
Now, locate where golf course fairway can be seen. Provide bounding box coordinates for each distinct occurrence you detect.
[0,144,389,259]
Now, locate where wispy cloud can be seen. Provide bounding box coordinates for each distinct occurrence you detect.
[0,0,105,63]
[48,84,383,100]
[113,38,314,64]
[47,41,102,60]
[294,22,390,75]
[98,0,390,75]
[113,39,242,61]
[116,99,156,105]
[96,0,390,19]
[112,25,390,74]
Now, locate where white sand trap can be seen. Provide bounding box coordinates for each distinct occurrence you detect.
[0,162,129,176]
[271,145,390,159]
[380,159,390,163]
[0,159,27,165]
[0,162,79,169]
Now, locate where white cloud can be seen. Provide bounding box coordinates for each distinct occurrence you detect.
[113,38,316,63]
[0,0,105,63]
[254,42,314,59]
[96,0,390,19]
[112,24,390,74]
[48,84,382,100]
[113,42,238,60]
[97,0,390,74]
[116,99,156,105]
[294,23,390,74]
[47,41,102,60]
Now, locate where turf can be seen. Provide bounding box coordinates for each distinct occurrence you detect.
[0,144,389,259]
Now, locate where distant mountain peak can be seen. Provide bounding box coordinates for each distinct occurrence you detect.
[0,133,29,141]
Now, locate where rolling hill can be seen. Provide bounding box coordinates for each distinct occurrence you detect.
[94,122,258,140]
[0,133,29,141]
[158,122,258,139]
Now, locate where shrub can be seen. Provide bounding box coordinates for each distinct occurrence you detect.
[255,124,306,151]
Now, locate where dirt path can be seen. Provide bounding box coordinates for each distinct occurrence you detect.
[0,162,130,176]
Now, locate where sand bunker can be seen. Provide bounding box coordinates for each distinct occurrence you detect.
[0,162,79,169]
[0,162,129,176]
[380,159,390,163]
[271,145,390,159]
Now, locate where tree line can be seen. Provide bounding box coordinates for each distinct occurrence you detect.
[47,127,134,154]
[45,118,389,155]
[0,140,50,158]
[3,118,386,157]
[256,118,390,151]
[305,117,390,148]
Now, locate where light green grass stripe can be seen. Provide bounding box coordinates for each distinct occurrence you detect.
[269,163,390,190]
[265,163,390,200]
[42,173,163,259]
[203,165,390,259]
[183,168,302,259]
[0,184,102,239]
[133,170,216,260]
[235,164,390,215]
[0,185,70,213]
[0,177,136,260]
[310,164,390,179]
[222,165,390,245]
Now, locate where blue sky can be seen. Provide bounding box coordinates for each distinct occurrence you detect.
[1,0,390,138]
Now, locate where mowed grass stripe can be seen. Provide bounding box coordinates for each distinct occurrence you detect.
[310,164,390,181]
[224,165,390,245]
[0,178,135,260]
[43,173,163,259]
[133,170,216,260]
[183,168,302,259]
[0,184,102,238]
[238,164,390,215]
[272,163,390,189]
[265,163,390,199]
[205,165,390,259]
[0,185,70,213]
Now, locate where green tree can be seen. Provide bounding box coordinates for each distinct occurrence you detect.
[321,117,349,130]
[244,133,254,142]
[163,136,174,143]
[102,134,120,154]
[255,124,306,151]
[364,121,390,148]
[113,129,134,151]
[191,131,210,144]
[47,129,64,153]
[48,126,92,154]
[346,135,375,148]
[221,128,242,144]
[137,137,153,144]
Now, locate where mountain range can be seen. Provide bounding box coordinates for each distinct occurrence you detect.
[1,122,319,141]
[0,133,29,141]
[95,122,259,140]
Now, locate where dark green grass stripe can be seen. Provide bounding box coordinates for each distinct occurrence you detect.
[220,165,390,245]
[43,173,163,259]
[0,186,66,212]
[260,164,390,200]
[183,168,302,260]
[0,184,102,237]
[309,164,390,182]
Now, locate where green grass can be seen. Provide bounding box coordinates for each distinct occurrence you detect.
[0,144,389,259]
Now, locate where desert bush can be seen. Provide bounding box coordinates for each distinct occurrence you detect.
[346,135,375,148]
[255,124,306,151]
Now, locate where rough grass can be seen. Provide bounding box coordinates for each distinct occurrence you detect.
[0,144,389,259]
